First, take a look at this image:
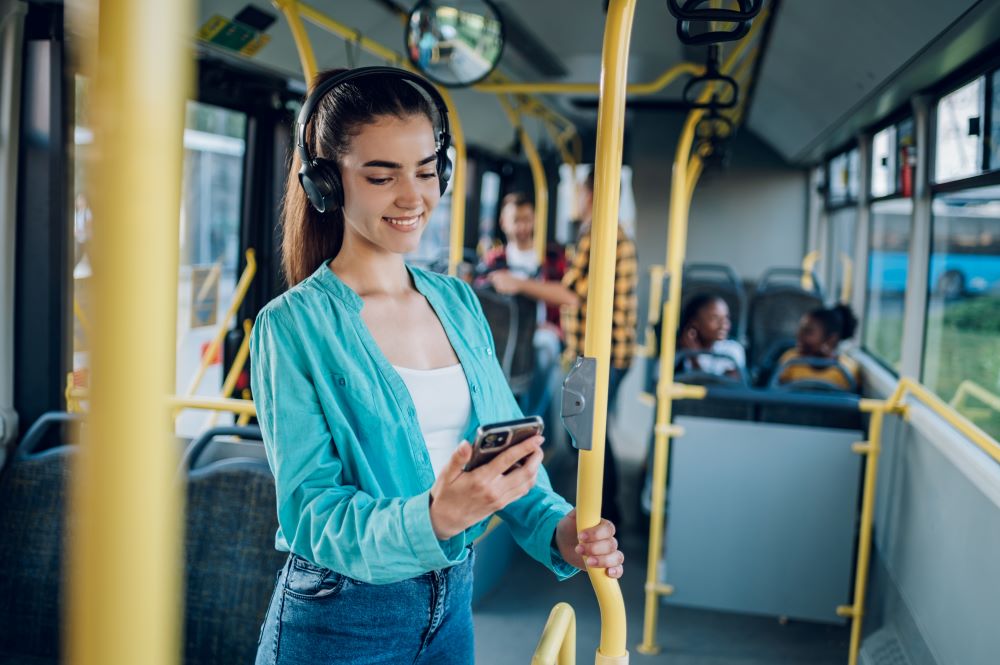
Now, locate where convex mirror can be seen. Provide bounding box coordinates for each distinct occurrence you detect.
[405,0,505,87]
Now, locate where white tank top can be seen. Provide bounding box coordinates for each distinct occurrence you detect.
[393,363,472,478]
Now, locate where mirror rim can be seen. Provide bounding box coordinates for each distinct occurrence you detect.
[404,0,506,88]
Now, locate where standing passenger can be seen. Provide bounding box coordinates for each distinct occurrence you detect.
[487,169,638,526]
[251,68,624,665]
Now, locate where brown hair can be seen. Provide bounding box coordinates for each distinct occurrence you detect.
[281,69,437,286]
[500,191,533,210]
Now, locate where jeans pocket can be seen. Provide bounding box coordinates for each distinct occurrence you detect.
[284,555,347,600]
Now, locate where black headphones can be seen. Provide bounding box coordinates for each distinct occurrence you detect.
[295,66,453,214]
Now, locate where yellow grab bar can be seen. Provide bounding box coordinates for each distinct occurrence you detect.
[184,248,256,397]
[532,603,577,665]
[574,0,638,662]
[207,318,253,427]
[801,249,820,292]
[475,62,704,95]
[950,380,1000,418]
[67,0,192,663]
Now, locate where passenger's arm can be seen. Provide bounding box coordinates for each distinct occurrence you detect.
[488,270,580,307]
[251,308,468,584]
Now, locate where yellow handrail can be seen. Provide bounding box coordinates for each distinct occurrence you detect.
[532,603,577,665]
[496,95,549,264]
[272,0,317,81]
[801,249,820,292]
[66,0,191,663]
[475,61,704,95]
[206,318,253,427]
[574,0,637,662]
[640,8,770,655]
[950,380,1000,420]
[183,248,256,397]
[839,253,853,304]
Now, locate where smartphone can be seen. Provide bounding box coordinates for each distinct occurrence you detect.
[464,416,544,472]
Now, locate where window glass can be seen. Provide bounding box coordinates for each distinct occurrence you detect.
[863,198,913,370]
[175,101,246,437]
[923,186,1000,441]
[827,207,857,302]
[476,169,501,255]
[897,117,916,198]
[871,126,896,198]
[71,76,94,384]
[990,70,1000,171]
[828,148,859,206]
[935,77,983,183]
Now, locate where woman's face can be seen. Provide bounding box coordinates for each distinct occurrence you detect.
[796,314,835,356]
[338,113,441,256]
[693,299,731,343]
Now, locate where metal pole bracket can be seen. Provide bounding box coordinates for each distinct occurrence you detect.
[561,356,597,451]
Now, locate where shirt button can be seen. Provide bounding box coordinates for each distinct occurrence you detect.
[486,348,493,356]
[337,377,346,386]
[471,385,479,394]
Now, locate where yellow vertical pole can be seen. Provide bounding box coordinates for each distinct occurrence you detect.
[67,0,191,664]
[639,112,704,655]
[437,88,468,277]
[581,0,637,662]
[838,405,886,665]
[497,95,549,264]
[274,0,318,82]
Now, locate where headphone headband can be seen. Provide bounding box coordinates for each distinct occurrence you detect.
[295,66,452,167]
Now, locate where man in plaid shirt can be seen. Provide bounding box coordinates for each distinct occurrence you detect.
[487,170,638,524]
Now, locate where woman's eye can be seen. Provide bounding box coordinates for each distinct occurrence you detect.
[366,177,391,185]
[418,172,438,180]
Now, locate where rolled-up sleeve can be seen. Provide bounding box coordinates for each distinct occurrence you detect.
[251,307,468,584]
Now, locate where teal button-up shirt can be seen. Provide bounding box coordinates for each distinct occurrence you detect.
[250,262,577,584]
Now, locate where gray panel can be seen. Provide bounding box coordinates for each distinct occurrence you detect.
[663,417,863,624]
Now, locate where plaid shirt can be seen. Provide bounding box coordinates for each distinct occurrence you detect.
[561,224,638,369]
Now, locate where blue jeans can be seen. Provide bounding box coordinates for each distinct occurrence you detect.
[256,550,475,665]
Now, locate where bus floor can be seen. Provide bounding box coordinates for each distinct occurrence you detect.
[473,423,851,664]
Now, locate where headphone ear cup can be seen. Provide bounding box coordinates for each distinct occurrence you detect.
[436,151,453,196]
[299,159,343,213]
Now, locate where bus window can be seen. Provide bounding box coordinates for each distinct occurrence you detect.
[923,186,1000,440]
[864,198,914,370]
[175,101,246,437]
[990,70,1000,171]
[827,148,859,207]
[871,125,896,199]
[71,76,94,381]
[477,170,501,255]
[827,207,856,300]
[934,77,984,183]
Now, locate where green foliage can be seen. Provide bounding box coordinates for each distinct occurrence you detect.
[941,296,1000,333]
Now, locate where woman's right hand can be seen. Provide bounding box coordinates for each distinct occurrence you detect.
[428,435,545,540]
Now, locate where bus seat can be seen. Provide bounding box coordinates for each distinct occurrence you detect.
[681,263,748,343]
[507,294,538,396]
[180,425,265,472]
[474,287,537,396]
[760,360,862,429]
[751,337,797,386]
[673,370,754,421]
[747,270,823,369]
[183,454,284,665]
[0,413,81,665]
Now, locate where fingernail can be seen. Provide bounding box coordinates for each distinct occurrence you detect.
[578,532,588,542]
[587,557,598,567]
[574,545,583,554]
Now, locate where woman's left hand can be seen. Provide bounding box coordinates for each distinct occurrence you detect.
[554,509,624,579]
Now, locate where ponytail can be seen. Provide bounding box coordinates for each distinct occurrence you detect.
[808,304,858,341]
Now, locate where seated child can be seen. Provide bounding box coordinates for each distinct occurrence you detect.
[778,304,860,391]
[676,294,745,379]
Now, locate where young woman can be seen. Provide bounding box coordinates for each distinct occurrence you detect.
[250,67,623,665]
[675,294,746,379]
[777,304,860,391]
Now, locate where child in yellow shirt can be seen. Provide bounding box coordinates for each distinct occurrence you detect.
[777,304,860,392]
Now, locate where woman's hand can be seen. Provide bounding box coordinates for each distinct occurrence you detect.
[554,509,624,579]
[428,436,544,540]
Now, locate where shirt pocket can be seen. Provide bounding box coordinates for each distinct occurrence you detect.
[326,371,380,442]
